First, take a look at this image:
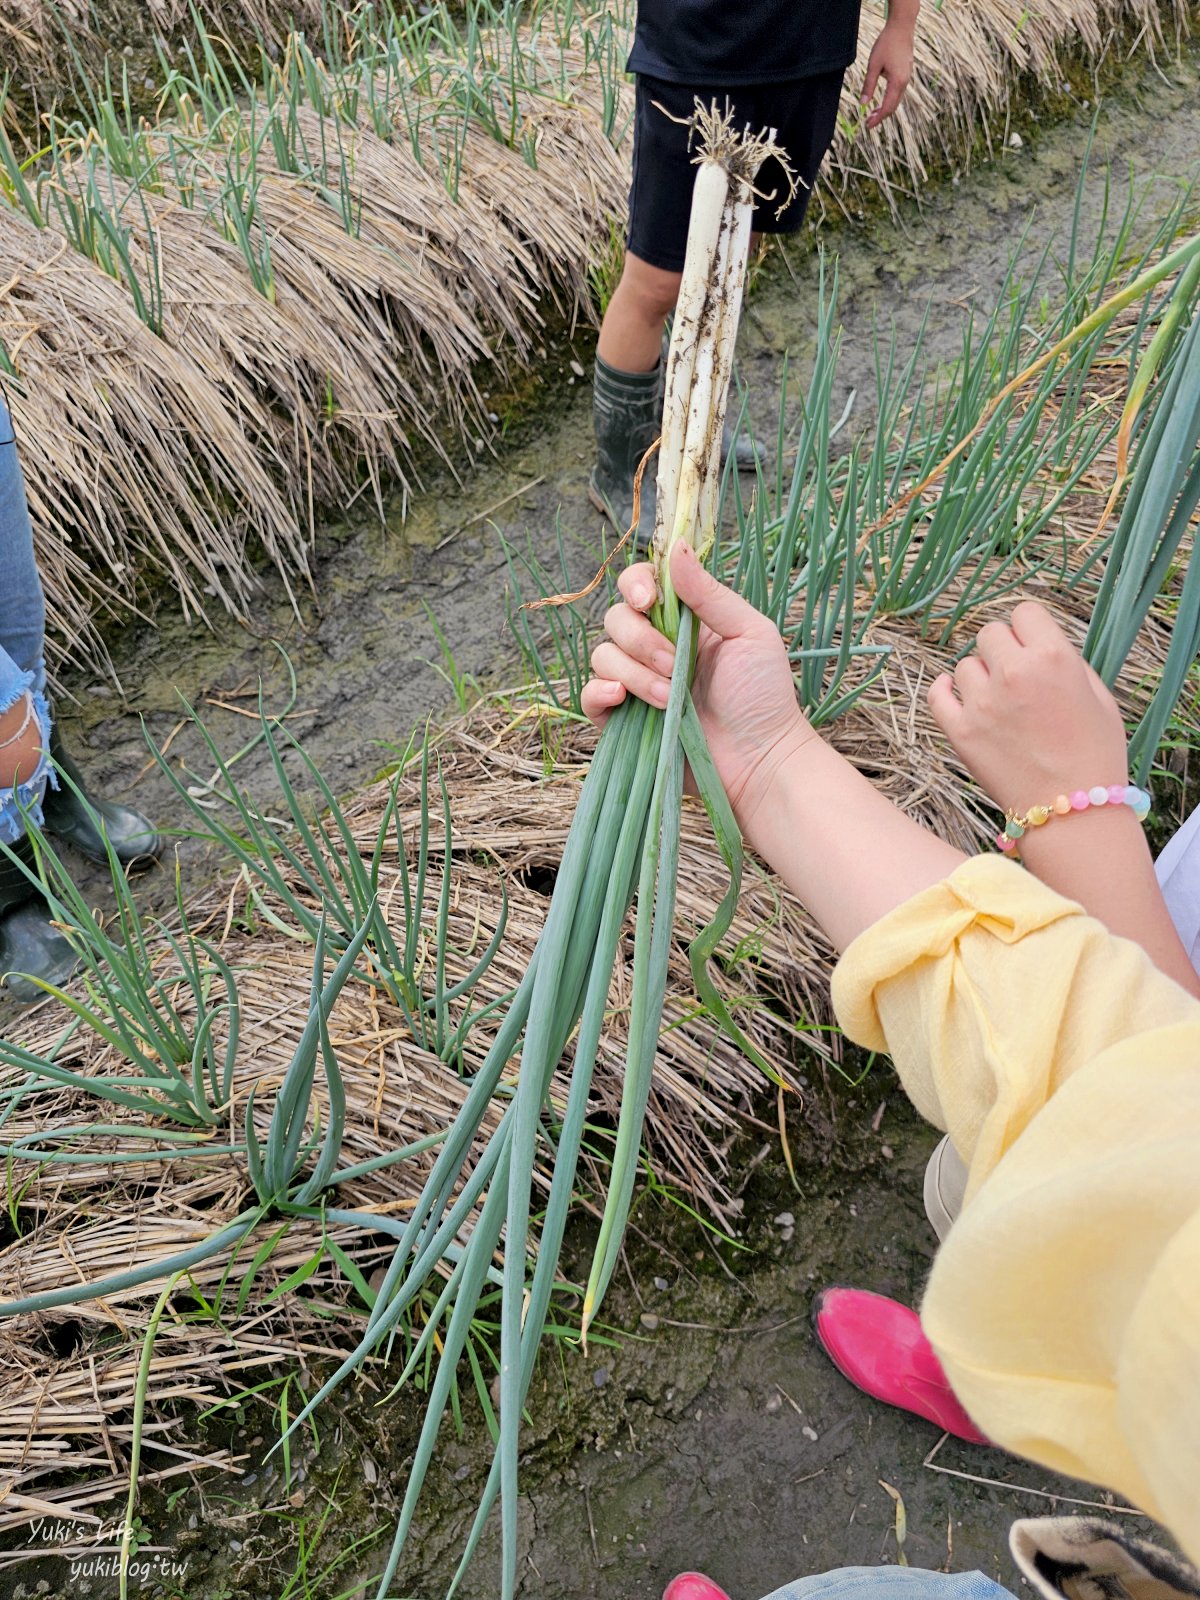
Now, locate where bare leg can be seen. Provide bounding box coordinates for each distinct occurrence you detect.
[597,252,682,374]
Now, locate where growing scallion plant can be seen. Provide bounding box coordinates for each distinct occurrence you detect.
[0,910,444,1320]
[1085,288,1200,781]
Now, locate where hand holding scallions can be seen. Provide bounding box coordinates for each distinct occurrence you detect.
[584,542,817,831]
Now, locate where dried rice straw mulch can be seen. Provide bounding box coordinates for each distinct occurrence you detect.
[1,27,628,681]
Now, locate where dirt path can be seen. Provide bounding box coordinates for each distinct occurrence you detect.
[6,41,1198,1600]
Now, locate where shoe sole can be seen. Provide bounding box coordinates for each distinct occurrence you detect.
[586,481,616,526]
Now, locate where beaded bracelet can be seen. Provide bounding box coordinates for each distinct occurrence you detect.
[996,783,1151,854]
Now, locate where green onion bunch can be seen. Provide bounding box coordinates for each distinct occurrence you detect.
[260,106,788,1600]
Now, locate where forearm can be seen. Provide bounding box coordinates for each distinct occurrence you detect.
[886,0,919,28]
[736,724,964,953]
[1019,810,1200,997]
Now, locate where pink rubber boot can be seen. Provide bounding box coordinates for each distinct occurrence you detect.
[663,1576,733,1600]
[812,1286,991,1445]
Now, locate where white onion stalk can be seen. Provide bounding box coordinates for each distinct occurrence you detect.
[577,108,796,1350]
[652,105,790,641]
[653,157,729,561]
[699,188,755,538]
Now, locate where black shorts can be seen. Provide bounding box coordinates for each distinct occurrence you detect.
[626,71,845,274]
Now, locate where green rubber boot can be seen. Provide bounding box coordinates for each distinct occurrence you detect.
[0,839,78,1005]
[41,726,162,869]
[587,354,661,547]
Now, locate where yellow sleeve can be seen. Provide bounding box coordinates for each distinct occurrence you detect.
[831,855,1200,1565]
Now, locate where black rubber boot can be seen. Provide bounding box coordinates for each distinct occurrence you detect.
[0,839,78,1005]
[41,726,162,869]
[722,413,766,473]
[587,354,661,546]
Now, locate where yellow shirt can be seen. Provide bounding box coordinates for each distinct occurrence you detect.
[831,855,1200,1566]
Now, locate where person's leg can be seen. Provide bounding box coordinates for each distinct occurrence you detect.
[1,389,161,869]
[924,1133,969,1242]
[749,70,846,249]
[597,252,682,375]
[0,386,53,836]
[0,388,78,1002]
[0,388,49,693]
[663,1568,1016,1600]
[590,71,706,536]
[0,392,164,1003]
[589,218,681,540]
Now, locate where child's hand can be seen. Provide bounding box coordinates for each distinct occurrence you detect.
[928,602,1129,813]
[861,17,915,129]
[582,543,815,829]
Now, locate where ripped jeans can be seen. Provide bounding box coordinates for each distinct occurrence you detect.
[0,387,53,847]
[761,1568,1014,1600]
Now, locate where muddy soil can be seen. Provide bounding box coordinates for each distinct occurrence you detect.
[2,40,1197,1600]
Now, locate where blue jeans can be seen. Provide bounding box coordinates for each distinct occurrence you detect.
[762,1570,1015,1600]
[0,388,53,846]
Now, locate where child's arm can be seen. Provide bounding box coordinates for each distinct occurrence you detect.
[928,603,1200,999]
[861,0,919,129]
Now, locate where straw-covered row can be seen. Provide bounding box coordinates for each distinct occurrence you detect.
[0,1,631,677]
[820,0,1193,220]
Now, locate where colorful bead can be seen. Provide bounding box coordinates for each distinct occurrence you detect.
[1132,789,1151,819]
[1123,785,1141,808]
[1027,804,1051,826]
[1004,817,1025,839]
[1107,784,1126,805]
[1053,794,1071,815]
[1088,785,1110,807]
[1070,790,1090,810]
[996,833,1016,852]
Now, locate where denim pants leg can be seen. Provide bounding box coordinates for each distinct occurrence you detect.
[0,388,53,845]
[761,1568,1016,1600]
[0,390,48,688]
